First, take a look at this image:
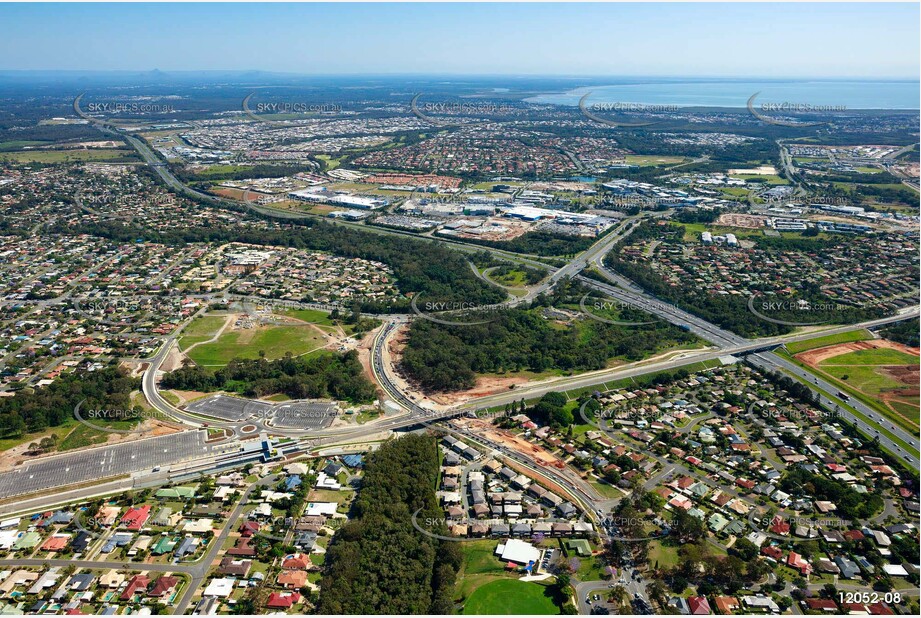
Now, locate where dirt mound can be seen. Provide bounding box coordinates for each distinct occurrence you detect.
[795,338,919,366]
[429,375,531,406]
[882,364,920,388]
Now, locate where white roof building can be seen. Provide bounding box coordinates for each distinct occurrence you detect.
[315,472,342,490]
[184,519,214,534]
[882,564,908,577]
[0,530,18,550]
[305,502,338,517]
[203,578,235,598]
[495,539,541,565]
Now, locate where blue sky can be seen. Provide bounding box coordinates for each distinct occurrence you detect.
[1,2,918,78]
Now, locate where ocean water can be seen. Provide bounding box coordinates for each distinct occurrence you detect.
[526,79,920,110]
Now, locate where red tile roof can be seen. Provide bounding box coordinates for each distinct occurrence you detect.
[149,576,179,597]
[867,602,894,615]
[120,575,150,601]
[267,592,301,609]
[769,516,790,536]
[761,546,783,560]
[282,554,311,570]
[804,598,838,611]
[121,505,151,531]
[688,596,712,615]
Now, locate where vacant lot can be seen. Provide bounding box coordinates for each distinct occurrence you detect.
[463,579,558,615]
[186,324,327,367]
[179,315,229,351]
[625,154,686,166]
[796,339,919,430]
[784,329,872,355]
[0,148,137,163]
[648,540,680,570]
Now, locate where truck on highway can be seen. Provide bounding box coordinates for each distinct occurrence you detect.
[837,391,850,401]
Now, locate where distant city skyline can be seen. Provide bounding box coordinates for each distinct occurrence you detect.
[0,2,918,78]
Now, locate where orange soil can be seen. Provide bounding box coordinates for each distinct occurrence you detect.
[795,339,919,366]
[795,338,920,427]
[449,417,561,468]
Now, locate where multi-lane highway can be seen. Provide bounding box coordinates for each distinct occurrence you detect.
[58,91,920,523]
[54,151,919,491]
[0,91,891,617]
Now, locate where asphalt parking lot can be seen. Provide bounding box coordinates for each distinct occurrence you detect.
[0,431,210,499]
[271,401,337,429]
[185,394,272,421]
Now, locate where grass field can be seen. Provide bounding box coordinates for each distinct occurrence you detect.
[588,478,623,499]
[488,269,528,288]
[0,149,138,163]
[0,412,145,454]
[891,400,919,420]
[284,308,336,326]
[825,347,917,366]
[778,353,917,451]
[178,315,228,351]
[648,541,680,570]
[476,357,721,417]
[625,155,686,166]
[0,423,75,453]
[283,308,360,335]
[316,154,345,170]
[783,329,872,355]
[561,539,606,582]
[463,580,558,615]
[717,187,752,198]
[455,540,521,603]
[818,346,919,427]
[0,140,49,152]
[821,364,916,417]
[58,418,139,451]
[186,324,326,367]
[192,164,254,177]
[731,173,789,185]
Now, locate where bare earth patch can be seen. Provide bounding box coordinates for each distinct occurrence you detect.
[355,329,378,392]
[161,346,186,372]
[170,390,213,405]
[795,338,920,428]
[428,375,531,407]
[449,417,562,468]
[794,338,919,366]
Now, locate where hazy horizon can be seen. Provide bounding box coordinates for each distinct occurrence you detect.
[1,3,918,78]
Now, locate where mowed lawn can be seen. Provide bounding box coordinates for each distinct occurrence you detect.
[488,268,527,288]
[784,329,872,354]
[463,579,558,615]
[624,154,686,166]
[819,348,916,399]
[821,347,918,368]
[286,308,334,323]
[0,149,137,163]
[178,315,228,351]
[454,540,547,605]
[648,540,680,570]
[186,324,326,367]
[819,347,919,425]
